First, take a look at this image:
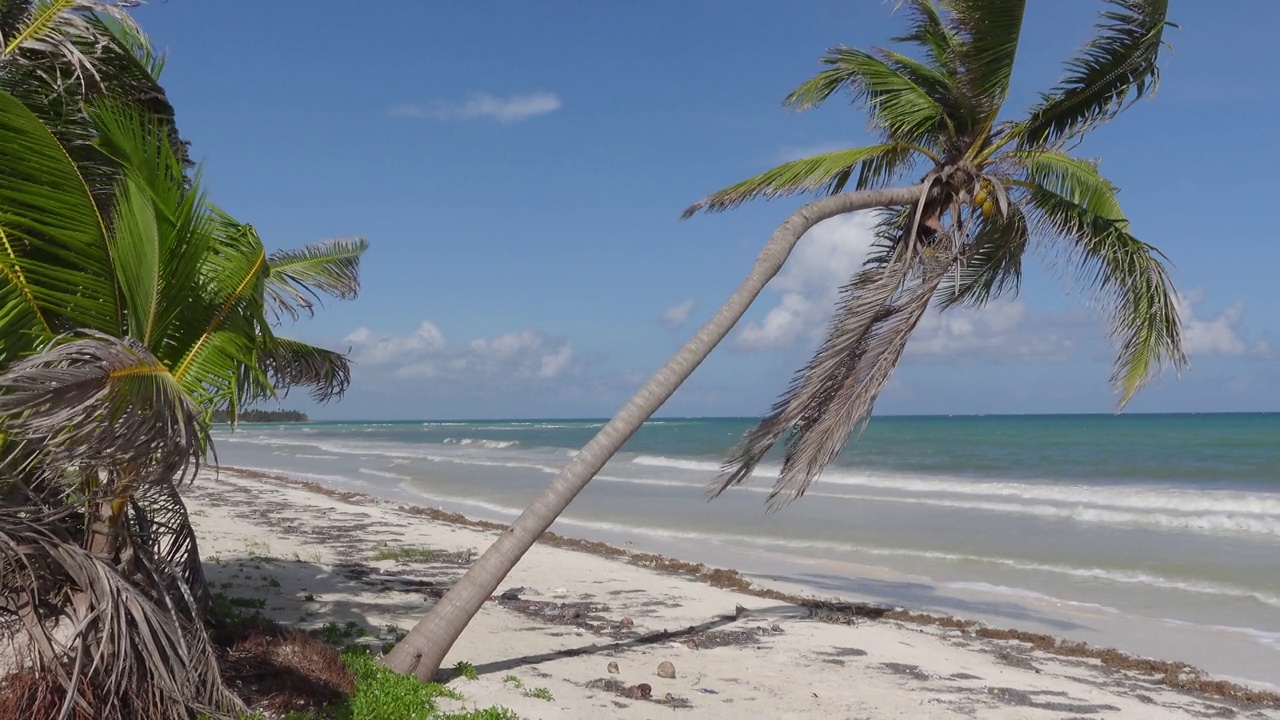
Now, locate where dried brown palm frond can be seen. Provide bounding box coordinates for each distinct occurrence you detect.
[0,331,206,491]
[712,212,964,512]
[0,508,246,720]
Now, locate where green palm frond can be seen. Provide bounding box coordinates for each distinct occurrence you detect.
[891,0,959,76]
[1015,0,1171,147]
[944,0,1027,116]
[785,47,952,144]
[89,10,164,80]
[90,100,211,349]
[169,210,267,407]
[936,202,1029,308]
[264,236,368,321]
[256,335,352,403]
[1016,149,1124,223]
[1024,181,1183,408]
[0,89,118,360]
[682,143,912,217]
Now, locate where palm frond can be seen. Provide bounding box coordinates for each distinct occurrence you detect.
[682,143,909,217]
[784,47,952,145]
[90,100,210,349]
[264,236,367,321]
[1023,177,1184,407]
[256,335,352,403]
[0,331,207,488]
[169,210,267,407]
[891,0,959,76]
[943,0,1027,116]
[1015,0,1171,147]
[0,89,119,360]
[936,201,1029,308]
[128,481,211,613]
[0,508,245,719]
[715,251,953,511]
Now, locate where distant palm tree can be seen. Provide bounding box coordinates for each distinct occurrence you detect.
[385,0,1182,681]
[0,4,366,715]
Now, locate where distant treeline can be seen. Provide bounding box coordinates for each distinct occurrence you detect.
[211,409,309,423]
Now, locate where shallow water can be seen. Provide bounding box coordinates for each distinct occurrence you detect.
[211,413,1280,688]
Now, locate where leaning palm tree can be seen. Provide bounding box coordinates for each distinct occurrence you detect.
[0,78,365,720]
[385,0,1181,681]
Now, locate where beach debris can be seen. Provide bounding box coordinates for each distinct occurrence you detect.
[607,661,620,674]
[657,661,676,679]
[584,678,692,708]
[697,688,720,695]
[499,587,526,601]
[618,616,634,628]
[770,623,783,633]
[734,604,751,619]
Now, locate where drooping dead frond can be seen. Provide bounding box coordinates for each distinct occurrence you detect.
[0,331,207,491]
[714,249,953,511]
[128,481,210,613]
[0,508,245,719]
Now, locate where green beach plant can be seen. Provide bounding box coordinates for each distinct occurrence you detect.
[386,0,1182,682]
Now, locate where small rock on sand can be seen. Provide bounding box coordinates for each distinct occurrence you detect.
[619,617,634,628]
[657,660,676,679]
[607,661,620,674]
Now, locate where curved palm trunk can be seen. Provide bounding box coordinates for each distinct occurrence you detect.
[384,183,927,680]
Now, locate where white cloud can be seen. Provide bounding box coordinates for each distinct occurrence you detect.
[344,321,446,365]
[387,92,562,123]
[660,299,697,328]
[1176,291,1269,358]
[734,213,879,350]
[345,322,579,383]
[907,300,1077,363]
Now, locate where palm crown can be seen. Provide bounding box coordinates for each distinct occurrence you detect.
[686,0,1185,510]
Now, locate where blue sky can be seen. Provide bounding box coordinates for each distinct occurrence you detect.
[135,1,1278,420]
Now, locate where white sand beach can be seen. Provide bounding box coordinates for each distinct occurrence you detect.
[183,469,1280,719]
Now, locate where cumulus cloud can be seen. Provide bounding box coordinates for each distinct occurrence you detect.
[344,322,580,384]
[387,92,561,123]
[660,299,697,328]
[1176,291,1269,358]
[907,301,1077,363]
[734,213,879,350]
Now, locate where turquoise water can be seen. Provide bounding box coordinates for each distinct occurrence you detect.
[212,413,1280,687]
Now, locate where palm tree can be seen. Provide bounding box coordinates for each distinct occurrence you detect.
[385,0,1181,681]
[0,6,366,714]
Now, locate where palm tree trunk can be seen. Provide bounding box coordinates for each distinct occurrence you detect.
[383,183,927,680]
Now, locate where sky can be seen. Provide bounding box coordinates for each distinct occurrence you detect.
[134,1,1279,420]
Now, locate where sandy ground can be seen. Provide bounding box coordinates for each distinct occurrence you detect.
[186,470,1280,719]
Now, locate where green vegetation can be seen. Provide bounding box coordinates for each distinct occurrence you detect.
[453,661,479,681]
[373,545,437,563]
[523,687,554,702]
[500,675,523,690]
[253,652,518,720]
[211,408,309,423]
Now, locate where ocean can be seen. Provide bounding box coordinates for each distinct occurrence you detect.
[211,413,1280,688]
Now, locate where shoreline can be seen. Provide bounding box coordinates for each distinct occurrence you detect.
[206,465,1280,715]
